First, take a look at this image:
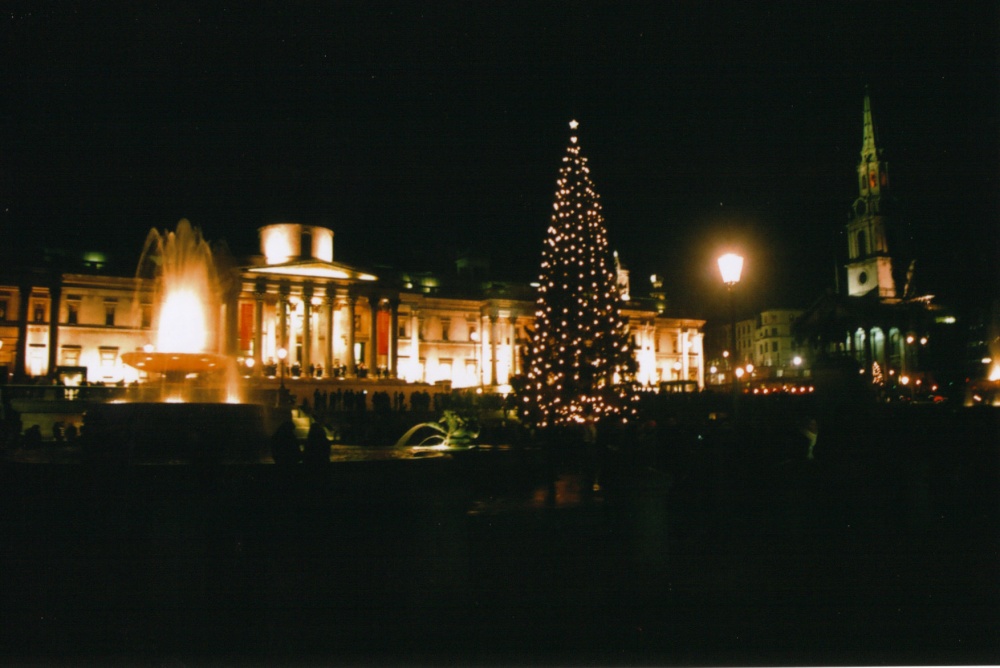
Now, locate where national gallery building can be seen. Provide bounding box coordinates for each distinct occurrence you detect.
[0,222,706,391]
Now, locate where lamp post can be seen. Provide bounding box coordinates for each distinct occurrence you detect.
[718,253,744,408]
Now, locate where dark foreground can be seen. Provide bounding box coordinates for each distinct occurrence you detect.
[1,407,998,666]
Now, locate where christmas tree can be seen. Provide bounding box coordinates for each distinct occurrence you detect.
[522,120,637,429]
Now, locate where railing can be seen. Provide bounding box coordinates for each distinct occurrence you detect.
[1,383,131,403]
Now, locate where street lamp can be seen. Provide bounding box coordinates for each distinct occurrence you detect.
[718,252,744,404]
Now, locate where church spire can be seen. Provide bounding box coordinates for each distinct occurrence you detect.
[845,89,898,300]
[857,89,888,201]
[860,89,880,164]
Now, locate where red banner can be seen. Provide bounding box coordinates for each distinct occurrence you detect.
[239,303,254,353]
[377,309,390,356]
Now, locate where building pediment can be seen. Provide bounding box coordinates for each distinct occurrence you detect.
[245,259,377,282]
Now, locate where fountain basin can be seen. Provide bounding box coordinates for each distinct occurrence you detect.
[120,351,233,377]
[82,402,269,464]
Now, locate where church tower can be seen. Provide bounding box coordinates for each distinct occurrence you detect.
[845,92,899,299]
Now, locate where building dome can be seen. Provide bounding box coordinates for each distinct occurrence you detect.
[258,223,334,265]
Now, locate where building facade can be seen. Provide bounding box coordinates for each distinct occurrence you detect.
[748,309,805,372]
[2,222,706,391]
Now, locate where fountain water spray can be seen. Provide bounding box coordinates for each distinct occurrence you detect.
[121,219,239,402]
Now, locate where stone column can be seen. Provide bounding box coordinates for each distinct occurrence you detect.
[47,283,61,377]
[301,282,313,375]
[277,281,290,352]
[324,286,336,378]
[864,327,874,379]
[388,297,400,378]
[253,280,266,375]
[488,310,499,387]
[681,328,690,381]
[367,295,380,374]
[878,328,890,382]
[507,313,519,377]
[288,300,299,369]
[277,282,290,378]
[345,293,357,377]
[695,332,706,389]
[14,283,31,381]
[410,309,420,381]
[222,278,240,356]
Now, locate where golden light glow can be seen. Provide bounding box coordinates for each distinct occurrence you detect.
[158,289,207,353]
[718,253,744,285]
[249,263,375,280]
[261,224,296,264]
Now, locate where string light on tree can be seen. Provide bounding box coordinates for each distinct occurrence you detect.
[522,120,638,429]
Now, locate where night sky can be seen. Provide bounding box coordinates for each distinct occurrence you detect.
[3,2,996,318]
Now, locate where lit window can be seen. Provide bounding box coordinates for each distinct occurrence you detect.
[99,347,118,369]
[61,346,81,366]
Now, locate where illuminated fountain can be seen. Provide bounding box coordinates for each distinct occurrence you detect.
[84,220,268,463]
[120,219,238,402]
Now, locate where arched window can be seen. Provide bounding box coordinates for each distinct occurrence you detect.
[857,230,867,256]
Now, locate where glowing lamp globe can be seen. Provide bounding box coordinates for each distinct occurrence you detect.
[718,253,744,286]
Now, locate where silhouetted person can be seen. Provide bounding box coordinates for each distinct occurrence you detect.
[270,421,300,464]
[302,422,331,465]
[795,415,820,461]
[22,424,42,448]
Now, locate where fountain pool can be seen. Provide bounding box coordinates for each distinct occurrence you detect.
[84,220,269,462]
